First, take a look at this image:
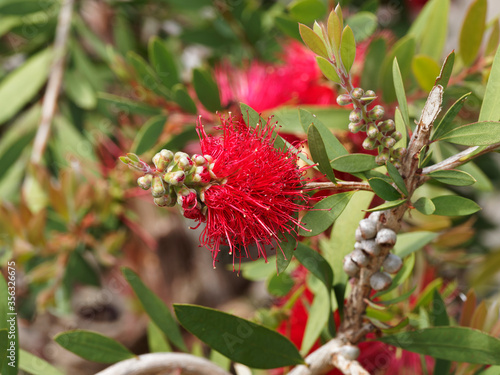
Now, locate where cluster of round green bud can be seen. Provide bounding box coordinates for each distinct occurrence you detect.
[121,150,216,217]
[342,211,402,291]
[337,88,406,167]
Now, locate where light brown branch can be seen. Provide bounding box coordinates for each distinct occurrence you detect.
[304,181,372,192]
[95,353,232,375]
[422,142,500,174]
[30,0,75,164]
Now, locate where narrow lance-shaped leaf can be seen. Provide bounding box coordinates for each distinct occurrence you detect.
[308,124,336,182]
[276,231,296,274]
[316,56,341,83]
[148,37,180,88]
[340,26,355,73]
[459,0,487,67]
[299,24,329,59]
[299,191,354,237]
[435,50,455,89]
[432,92,471,141]
[428,169,476,186]
[412,55,441,92]
[414,197,435,215]
[294,243,334,290]
[378,327,500,365]
[19,350,65,375]
[131,116,166,155]
[431,195,481,216]
[386,162,408,196]
[54,330,135,364]
[192,68,222,113]
[122,268,187,351]
[331,154,378,173]
[174,304,305,369]
[392,58,410,128]
[327,10,341,58]
[368,178,402,201]
[437,121,500,146]
[485,19,500,56]
[480,41,500,122]
[172,84,197,114]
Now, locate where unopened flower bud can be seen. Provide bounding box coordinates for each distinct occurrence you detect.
[383,253,403,274]
[351,88,364,100]
[351,249,370,267]
[392,131,402,142]
[349,108,363,123]
[137,175,153,190]
[154,195,175,207]
[360,90,377,105]
[365,90,376,97]
[370,271,392,291]
[391,147,406,158]
[381,136,396,149]
[378,119,395,132]
[153,150,173,171]
[376,228,397,247]
[151,176,166,198]
[177,187,198,210]
[348,121,365,133]
[164,171,185,186]
[362,137,378,150]
[368,210,384,223]
[192,154,208,166]
[369,105,385,120]
[343,255,360,277]
[375,149,390,165]
[392,161,402,168]
[337,94,352,106]
[358,219,377,239]
[361,239,381,256]
[367,123,379,139]
[204,155,214,163]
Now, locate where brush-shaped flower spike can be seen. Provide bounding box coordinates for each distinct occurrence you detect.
[197,115,310,267]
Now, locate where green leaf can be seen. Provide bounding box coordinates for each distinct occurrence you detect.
[114,13,136,55]
[412,55,441,92]
[378,327,500,365]
[394,108,407,149]
[54,330,135,363]
[408,0,449,61]
[435,51,455,89]
[299,191,354,237]
[299,24,329,59]
[477,366,500,375]
[149,37,180,88]
[131,116,166,155]
[428,169,476,186]
[361,37,386,90]
[315,56,340,83]
[172,84,197,114]
[308,124,337,182]
[368,178,402,201]
[275,15,302,41]
[431,92,471,141]
[365,199,407,212]
[431,290,452,375]
[301,287,330,355]
[438,121,500,145]
[330,154,378,173]
[480,43,500,121]
[0,0,55,15]
[0,131,35,181]
[63,250,100,288]
[386,162,408,196]
[459,0,487,66]
[64,70,97,110]
[289,0,326,25]
[0,47,52,125]
[277,231,296,274]
[394,231,439,258]
[239,257,277,281]
[122,267,187,351]
[147,322,171,353]
[19,350,64,375]
[299,109,348,159]
[380,36,416,103]
[431,195,481,216]
[174,304,305,369]
[346,12,377,42]
[127,51,166,97]
[241,103,262,128]
[414,197,436,215]
[485,20,500,57]
[392,58,410,128]
[267,273,294,297]
[327,10,342,53]
[294,244,334,290]
[340,26,355,73]
[97,93,163,116]
[192,68,221,113]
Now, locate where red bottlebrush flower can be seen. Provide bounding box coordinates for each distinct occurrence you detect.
[195,115,309,267]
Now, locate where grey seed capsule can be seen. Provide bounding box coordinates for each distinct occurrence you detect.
[354,241,363,250]
[361,239,381,256]
[368,211,383,223]
[355,228,364,242]
[339,345,360,360]
[358,219,378,239]
[370,271,392,291]
[351,249,370,267]
[376,228,397,247]
[383,253,403,274]
[343,255,360,277]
